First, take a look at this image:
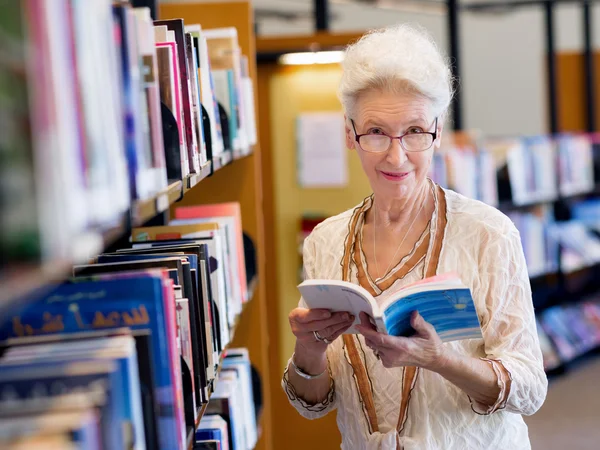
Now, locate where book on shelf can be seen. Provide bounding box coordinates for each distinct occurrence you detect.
[114,243,223,379]
[186,32,208,167]
[132,222,241,330]
[0,358,125,450]
[222,348,258,449]
[113,4,160,202]
[536,319,562,372]
[539,298,600,363]
[130,237,233,352]
[154,19,202,175]
[196,414,230,450]
[557,134,595,197]
[0,333,146,450]
[0,0,41,268]
[298,273,483,342]
[203,28,252,155]
[185,25,226,160]
[202,349,260,450]
[174,203,249,305]
[155,25,190,179]
[205,371,246,450]
[508,208,559,277]
[76,256,208,405]
[133,7,169,194]
[0,269,188,450]
[551,221,600,273]
[0,408,102,450]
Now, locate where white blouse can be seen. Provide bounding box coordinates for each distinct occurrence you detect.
[282,186,548,450]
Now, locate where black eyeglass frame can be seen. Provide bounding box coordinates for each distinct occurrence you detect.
[350,117,439,153]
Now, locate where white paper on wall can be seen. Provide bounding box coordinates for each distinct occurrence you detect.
[296,112,348,188]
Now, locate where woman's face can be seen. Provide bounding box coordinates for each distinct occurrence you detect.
[345,88,442,203]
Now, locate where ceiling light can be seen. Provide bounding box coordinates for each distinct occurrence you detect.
[279,50,345,65]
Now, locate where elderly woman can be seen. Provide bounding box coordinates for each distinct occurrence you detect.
[282,25,547,450]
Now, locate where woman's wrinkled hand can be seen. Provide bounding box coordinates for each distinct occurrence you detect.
[355,311,448,371]
[289,308,355,356]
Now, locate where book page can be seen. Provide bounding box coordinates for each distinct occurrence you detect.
[297,280,378,334]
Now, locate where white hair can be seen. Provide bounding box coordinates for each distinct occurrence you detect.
[338,24,454,119]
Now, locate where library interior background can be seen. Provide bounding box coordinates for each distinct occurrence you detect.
[2,0,600,449]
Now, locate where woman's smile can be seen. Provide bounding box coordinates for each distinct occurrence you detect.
[379,169,411,182]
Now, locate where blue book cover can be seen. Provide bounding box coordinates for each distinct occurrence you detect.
[0,360,123,450]
[112,5,139,200]
[0,271,180,450]
[197,414,229,449]
[2,335,146,450]
[226,70,238,146]
[196,429,222,442]
[222,353,257,448]
[298,274,483,342]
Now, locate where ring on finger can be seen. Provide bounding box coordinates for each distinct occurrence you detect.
[313,331,332,345]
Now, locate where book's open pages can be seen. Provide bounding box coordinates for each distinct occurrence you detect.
[298,274,483,342]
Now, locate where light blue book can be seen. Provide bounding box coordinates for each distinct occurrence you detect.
[1,335,146,450]
[298,273,483,342]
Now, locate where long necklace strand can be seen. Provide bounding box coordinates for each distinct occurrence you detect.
[372,188,428,282]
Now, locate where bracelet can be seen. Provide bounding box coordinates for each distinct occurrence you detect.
[290,352,327,380]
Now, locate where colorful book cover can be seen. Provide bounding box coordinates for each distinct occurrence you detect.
[176,297,197,422]
[133,7,168,192]
[156,40,188,178]
[132,238,232,348]
[174,203,248,303]
[0,409,102,450]
[162,276,187,449]
[2,335,146,450]
[0,360,123,450]
[299,275,483,342]
[113,4,155,201]
[197,414,229,450]
[223,350,257,448]
[205,374,244,450]
[186,32,206,166]
[0,270,182,450]
[104,249,208,405]
[154,19,200,174]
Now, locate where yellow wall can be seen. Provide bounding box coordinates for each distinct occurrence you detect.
[269,64,373,366]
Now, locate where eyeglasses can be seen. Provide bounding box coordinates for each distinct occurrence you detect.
[350,117,438,153]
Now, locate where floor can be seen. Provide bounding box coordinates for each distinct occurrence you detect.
[525,358,600,450]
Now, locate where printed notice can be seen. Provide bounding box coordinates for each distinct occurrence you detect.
[296,112,348,188]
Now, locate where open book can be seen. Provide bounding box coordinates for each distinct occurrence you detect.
[298,274,483,342]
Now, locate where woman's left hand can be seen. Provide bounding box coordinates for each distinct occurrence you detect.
[355,311,448,371]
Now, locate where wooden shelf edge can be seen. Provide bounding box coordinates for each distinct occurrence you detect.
[133,180,184,226]
[0,213,129,312]
[185,162,212,193]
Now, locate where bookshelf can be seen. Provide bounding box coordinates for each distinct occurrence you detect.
[158,3,273,450]
[0,1,268,449]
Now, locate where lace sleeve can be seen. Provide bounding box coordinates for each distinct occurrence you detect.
[281,358,337,419]
[473,222,548,416]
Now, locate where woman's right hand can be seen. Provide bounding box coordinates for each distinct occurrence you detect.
[289,308,355,356]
